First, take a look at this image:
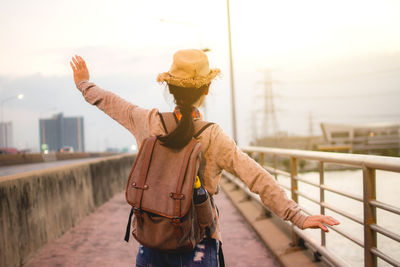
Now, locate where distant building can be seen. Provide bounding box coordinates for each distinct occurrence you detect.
[255,135,324,151]
[39,113,85,152]
[320,122,400,156]
[0,121,13,148]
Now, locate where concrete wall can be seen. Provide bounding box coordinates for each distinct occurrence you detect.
[0,154,44,166]
[0,152,117,167]
[0,154,135,267]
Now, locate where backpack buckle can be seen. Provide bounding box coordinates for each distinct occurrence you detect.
[133,207,144,221]
[169,193,185,200]
[132,182,149,190]
[171,217,181,225]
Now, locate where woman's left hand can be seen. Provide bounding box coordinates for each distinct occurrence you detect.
[70,55,90,87]
[302,215,340,232]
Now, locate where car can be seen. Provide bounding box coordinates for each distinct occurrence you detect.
[60,146,74,153]
[0,147,19,154]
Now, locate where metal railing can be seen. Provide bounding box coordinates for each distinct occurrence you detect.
[223,146,400,267]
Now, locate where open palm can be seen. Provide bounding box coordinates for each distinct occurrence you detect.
[70,55,90,87]
[303,215,340,232]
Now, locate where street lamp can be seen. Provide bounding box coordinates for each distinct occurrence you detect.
[226,0,238,143]
[1,94,24,147]
[1,94,24,123]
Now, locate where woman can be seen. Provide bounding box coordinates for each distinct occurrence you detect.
[70,49,339,267]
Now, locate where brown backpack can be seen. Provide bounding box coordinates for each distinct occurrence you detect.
[124,112,216,252]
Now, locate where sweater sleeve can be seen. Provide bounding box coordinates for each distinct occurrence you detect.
[211,125,308,229]
[76,80,160,141]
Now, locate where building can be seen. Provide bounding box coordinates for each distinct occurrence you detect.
[320,122,400,156]
[0,121,13,148]
[254,135,324,151]
[39,113,84,152]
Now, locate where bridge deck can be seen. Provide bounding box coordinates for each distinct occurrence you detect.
[23,190,278,267]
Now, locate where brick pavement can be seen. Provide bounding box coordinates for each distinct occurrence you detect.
[24,190,278,267]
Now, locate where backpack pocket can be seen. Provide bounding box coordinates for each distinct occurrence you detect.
[195,196,214,229]
[132,207,202,252]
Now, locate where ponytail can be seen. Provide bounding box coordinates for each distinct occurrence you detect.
[159,84,209,149]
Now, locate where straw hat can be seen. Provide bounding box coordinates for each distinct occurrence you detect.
[157,49,220,88]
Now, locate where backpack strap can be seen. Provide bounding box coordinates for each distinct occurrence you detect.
[219,244,225,267]
[158,112,178,134]
[135,136,157,210]
[158,112,168,133]
[124,136,158,243]
[173,139,200,218]
[158,112,214,138]
[124,208,134,242]
[193,121,214,138]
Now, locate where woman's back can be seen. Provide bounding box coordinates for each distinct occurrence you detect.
[70,50,340,267]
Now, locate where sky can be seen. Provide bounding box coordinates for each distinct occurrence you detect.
[0,0,399,152]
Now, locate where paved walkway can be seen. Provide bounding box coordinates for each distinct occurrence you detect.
[24,191,278,267]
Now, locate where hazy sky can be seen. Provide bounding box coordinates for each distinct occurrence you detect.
[1,0,399,151]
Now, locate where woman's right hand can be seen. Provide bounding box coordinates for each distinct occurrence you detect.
[70,55,90,87]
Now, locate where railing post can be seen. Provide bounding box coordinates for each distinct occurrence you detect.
[319,161,326,247]
[290,157,298,203]
[259,152,264,168]
[363,166,377,267]
[273,155,278,180]
[290,157,299,246]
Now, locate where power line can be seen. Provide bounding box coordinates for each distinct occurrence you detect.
[276,109,400,119]
[259,71,279,136]
[252,70,279,138]
[275,89,400,100]
[277,67,400,85]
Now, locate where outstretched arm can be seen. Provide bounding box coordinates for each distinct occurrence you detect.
[211,126,340,232]
[69,55,154,139]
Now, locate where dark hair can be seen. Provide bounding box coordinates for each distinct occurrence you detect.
[159,83,209,149]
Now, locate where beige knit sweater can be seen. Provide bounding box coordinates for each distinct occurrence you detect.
[77,80,308,240]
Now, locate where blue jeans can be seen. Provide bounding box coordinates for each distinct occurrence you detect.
[135,237,219,267]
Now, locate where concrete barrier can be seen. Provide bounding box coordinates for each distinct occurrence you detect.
[0,152,118,167]
[0,154,44,166]
[0,154,135,267]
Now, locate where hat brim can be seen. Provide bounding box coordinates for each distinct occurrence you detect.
[157,68,221,88]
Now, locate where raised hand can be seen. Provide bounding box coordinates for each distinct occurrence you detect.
[70,55,90,87]
[302,215,340,232]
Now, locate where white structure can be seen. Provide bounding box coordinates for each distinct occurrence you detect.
[320,122,400,155]
[0,121,13,148]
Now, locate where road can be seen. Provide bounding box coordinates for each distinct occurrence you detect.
[0,158,103,177]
